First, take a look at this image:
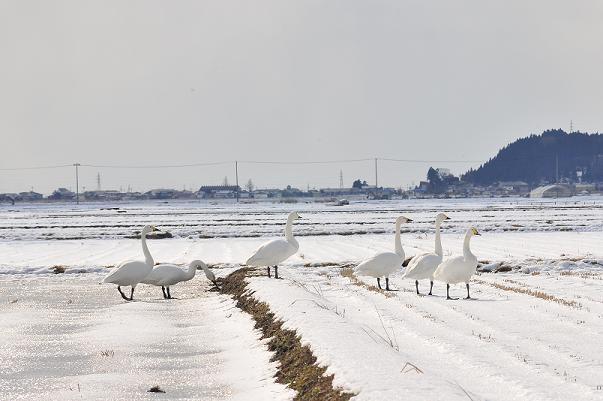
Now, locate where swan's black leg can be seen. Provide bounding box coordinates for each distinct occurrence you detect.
[167,287,172,299]
[428,280,434,296]
[267,266,271,278]
[446,283,458,300]
[274,265,279,279]
[161,286,167,299]
[377,277,382,289]
[117,286,129,301]
[415,280,420,295]
[212,280,220,290]
[385,277,391,291]
[129,287,135,301]
[464,283,471,299]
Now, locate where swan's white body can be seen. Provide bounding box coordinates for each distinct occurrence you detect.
[246,212,301,278]
[143,260,205,287]
[104,225,158,300]
[355,252,405,278]
[404,213,449,294]
[434,228,480,299]
[354,216,411,289]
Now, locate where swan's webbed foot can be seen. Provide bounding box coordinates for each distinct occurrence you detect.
[267,266,271,278]
[377,277,382,289]
[212,280,221,290]
[117,286,130,301]
[415,280,420,295]
[428,280,434,296]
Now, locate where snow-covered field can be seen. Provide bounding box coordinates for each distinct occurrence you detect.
[1,198,602,400]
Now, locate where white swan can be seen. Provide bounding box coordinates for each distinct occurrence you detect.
[354,216,412,290]
[104,225,159,301]
[433,227,480,300]
[245,211,302,279]
[142,260,207,299]
[404,213,450,295]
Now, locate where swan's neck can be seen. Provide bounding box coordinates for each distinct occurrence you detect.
[394,221,404,258]
[285,217,296,243]
[141,233,154,266]
[462,231,474,260]
[434,220,443,257]
[186,264,197,280]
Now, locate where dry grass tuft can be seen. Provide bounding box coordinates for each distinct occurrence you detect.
[340,268,395,298]
[99,350,114,357]
[474,278,581,308]
[148,385,165,393]
[221,268,353,401]
[51,265,66,274]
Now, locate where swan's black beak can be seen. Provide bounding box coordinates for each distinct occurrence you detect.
[445,216,451,220]
[407,218,413,222]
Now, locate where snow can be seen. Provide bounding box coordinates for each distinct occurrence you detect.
[247,265,603,401]
[0,275,293,401]
[1,198,602,400]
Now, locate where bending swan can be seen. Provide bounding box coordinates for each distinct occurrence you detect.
[245,211,302,279]
[354,216,412,290]
[404,213,450,295]
[104,225,159,301]
[143,260,207,299]
[433,227,480,300]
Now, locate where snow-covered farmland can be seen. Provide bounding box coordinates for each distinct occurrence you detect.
[0,198,602,400]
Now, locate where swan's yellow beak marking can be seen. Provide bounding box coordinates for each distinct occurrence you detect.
[471,227,481,236]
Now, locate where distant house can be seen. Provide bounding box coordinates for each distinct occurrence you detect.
[84,190,127,201]
[19,191,43,201]
[197,185,241,199]
[48,188,75,200]
[530,184,573,198]
[145,189,196,200]
[496,181,530,196]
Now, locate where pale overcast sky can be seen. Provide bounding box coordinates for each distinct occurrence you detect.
[1,1,602,194]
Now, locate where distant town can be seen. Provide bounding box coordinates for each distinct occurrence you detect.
[0,166,600,205]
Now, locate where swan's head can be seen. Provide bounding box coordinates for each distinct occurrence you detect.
[288,211,302,220]
[470,227,481,236]
[141,225,160,235]
[192,260,208,270]
[436,213,450,222]
[396,215,413,224]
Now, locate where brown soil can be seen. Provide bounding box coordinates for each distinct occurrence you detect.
[220,268,354,401]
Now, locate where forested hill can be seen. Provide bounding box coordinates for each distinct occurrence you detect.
[461,129,603,186]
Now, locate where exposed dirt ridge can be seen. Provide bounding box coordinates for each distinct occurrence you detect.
[220,268,354,401]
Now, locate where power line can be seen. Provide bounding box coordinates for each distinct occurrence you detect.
[80,161,232,169]
[0,164,72,171]
[239,158,373,165]
[0,157,489,172]
[379,157,484,163]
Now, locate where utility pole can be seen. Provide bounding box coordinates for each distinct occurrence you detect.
[235,161,239,202]
[339,169,344,189]
[374,158,378,188]
[73,163,80,204]
[555,153,559,183]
